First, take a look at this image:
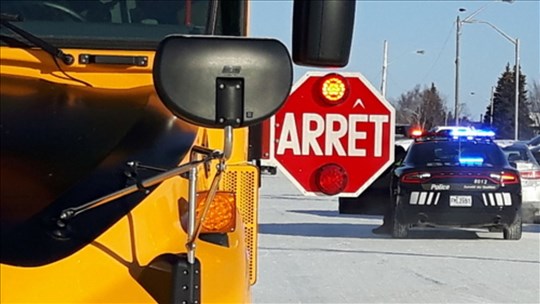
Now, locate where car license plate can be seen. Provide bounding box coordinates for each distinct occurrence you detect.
[449,195,472,207]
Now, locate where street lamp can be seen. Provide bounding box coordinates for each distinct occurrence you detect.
[463,19,520,140]
[454,0,514,126]
[380,40,425,98]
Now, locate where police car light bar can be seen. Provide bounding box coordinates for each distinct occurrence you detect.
[459,157,484,166]
[450,129,495,138]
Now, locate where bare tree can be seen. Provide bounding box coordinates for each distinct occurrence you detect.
[394,83,448,130]
[419,83,447,130]
[528,80,540,133]
[394,85,422,125]
[529,79,540,112]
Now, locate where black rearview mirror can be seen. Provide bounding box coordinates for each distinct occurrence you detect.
[153,36,292,128]
[292,0,356,67]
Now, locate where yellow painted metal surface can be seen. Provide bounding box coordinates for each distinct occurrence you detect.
[1,177,252,303]
[0,48,155,89]
[0,44,259,303]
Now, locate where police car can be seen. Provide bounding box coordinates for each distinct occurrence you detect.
[390,129,522,240]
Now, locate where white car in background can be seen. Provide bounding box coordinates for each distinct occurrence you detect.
[526,135,540,148]
[501,143,540,223]
[428,125,474,136]
[395,126,476,152]
[494,139,518,148]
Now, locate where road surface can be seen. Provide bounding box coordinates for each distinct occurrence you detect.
[252,172,540,303]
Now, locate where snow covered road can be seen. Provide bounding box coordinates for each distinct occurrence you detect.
[252,173,540,303]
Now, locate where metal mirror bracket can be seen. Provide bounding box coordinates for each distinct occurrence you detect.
[187,166,198,264]
[186,125,233,264]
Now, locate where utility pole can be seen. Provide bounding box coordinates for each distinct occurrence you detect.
[454,15,461,126]
[514,38,520,140]
[380,40,388,98]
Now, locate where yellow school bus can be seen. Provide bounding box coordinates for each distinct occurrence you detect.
[0,1,355,302]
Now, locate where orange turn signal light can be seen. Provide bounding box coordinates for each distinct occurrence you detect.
[179,191,236,234]
[196,191,236,233]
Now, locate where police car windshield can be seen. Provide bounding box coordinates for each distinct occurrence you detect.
[405,141,507,167]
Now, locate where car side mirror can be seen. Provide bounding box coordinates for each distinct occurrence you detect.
[153,36,293,128]
[292,0,355,67]
[509,161,517,169]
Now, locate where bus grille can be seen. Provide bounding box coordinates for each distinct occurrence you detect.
[220,165,259,285]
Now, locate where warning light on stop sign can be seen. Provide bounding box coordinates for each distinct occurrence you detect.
[272,72,395,197]
[318,73,349,105]
[314,163,349,195]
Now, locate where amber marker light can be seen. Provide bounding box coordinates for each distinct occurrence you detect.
[196,191,236,233]
[318,73,349,105]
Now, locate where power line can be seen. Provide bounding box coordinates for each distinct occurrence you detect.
[420,20,455,84]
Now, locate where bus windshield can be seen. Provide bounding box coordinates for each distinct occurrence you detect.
[0,0,244,49]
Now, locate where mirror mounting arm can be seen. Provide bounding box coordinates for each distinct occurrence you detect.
[55,155,219,228]
[223,125,233,162]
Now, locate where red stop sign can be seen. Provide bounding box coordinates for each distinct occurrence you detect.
[271,72,395,197]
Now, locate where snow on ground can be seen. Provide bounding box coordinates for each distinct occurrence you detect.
[252,172,540,304]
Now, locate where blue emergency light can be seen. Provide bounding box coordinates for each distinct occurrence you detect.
[450,129,495,138]
[458,157,485,166]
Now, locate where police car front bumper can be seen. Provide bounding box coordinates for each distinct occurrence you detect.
[395,191,521,228]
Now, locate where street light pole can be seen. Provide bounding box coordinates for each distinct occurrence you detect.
[454,0,514,127]
[465,19,520,140]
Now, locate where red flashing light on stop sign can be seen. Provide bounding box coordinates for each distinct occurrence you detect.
[318,73,349,105]
[314,163,348,195]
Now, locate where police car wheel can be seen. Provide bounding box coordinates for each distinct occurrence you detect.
[392,215,408,239]
[503,214,522,240]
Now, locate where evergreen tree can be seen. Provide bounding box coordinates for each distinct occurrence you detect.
[483,64,533,139]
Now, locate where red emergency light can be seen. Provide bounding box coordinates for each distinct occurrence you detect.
[410,128,424,138]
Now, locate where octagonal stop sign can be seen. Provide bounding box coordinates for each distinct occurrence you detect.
[271,72,395,197]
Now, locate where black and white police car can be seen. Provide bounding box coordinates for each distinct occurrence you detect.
[390,129,522,240]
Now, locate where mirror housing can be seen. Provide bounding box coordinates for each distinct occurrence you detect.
[292,0,355,67]
[153,36,292,128]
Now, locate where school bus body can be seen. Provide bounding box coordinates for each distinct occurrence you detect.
[1,34,257,304]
